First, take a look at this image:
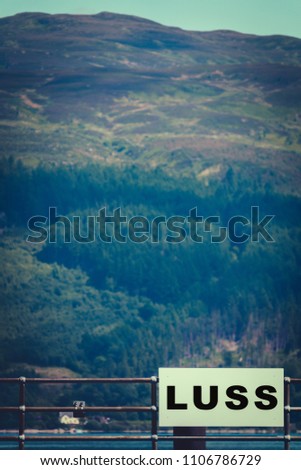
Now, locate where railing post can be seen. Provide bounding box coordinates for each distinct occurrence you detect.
[173,427,206,450]
[151,376,158,450]
[284,377,291,450]
[18,377,26,450]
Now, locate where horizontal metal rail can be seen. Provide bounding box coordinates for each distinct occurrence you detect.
[0,406,154,413]
[0,376,300,450]
[1,434,301,442]
[162,435,301,442]
[0,378,153,384]
[1,435,155,442]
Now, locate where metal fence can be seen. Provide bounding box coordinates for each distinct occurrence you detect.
[0,376,301,450]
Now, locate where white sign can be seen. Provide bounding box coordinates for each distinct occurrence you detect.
[159,368,284,427]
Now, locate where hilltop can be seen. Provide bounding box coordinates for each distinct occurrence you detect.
[0,12,301,192]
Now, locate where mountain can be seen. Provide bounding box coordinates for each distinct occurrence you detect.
[0,12,301,191]
[0,13,301,430]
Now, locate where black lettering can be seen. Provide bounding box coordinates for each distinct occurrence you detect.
[167,386,188,410]
[255,385,278,410]
[226,385,249,410]
[193,386,218,410]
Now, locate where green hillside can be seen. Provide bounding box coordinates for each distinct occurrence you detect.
[0,12,301,429]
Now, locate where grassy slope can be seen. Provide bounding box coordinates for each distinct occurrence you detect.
[0,12,300,192]
[0,13,301,392]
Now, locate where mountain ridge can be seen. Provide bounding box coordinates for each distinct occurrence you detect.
[2,11,301,40]
[0,11,301,192]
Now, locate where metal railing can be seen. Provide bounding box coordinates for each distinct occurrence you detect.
[0,376,301,450]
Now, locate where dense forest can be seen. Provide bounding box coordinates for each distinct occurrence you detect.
[0,157,301,429]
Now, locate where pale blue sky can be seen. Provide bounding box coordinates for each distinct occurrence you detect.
[0,0,301,39]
